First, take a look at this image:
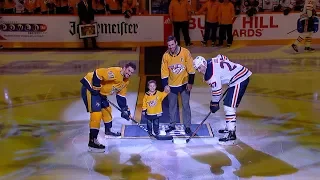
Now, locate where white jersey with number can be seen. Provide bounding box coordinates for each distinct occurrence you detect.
[204,54,252,102]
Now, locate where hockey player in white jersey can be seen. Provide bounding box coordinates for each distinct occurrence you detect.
[193,55,252,145]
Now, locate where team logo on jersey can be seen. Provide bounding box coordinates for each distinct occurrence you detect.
[168,64,185,74]
[96,102,100,107]
[148,99,157,107]
[110,85,122,95]
[148,97,159,107]
[108,71,115,79]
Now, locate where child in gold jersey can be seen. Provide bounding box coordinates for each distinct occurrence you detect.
[142,80,169,136]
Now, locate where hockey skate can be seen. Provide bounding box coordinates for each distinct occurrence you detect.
[218,128,228,133]
[218,131,237,145]
[88,138,105,153]
[291,44,298,53]
[305,47,315,52]
[105,130,121,138]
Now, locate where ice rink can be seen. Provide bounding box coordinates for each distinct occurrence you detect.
[0,45,320,180]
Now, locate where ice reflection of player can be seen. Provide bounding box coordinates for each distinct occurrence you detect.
[93,150,166,180]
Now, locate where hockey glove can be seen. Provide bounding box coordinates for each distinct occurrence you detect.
[210,101,220,113]
[121,107,131,121]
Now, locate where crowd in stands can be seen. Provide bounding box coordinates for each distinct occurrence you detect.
[0,0,140,15]
[0,0,319,15]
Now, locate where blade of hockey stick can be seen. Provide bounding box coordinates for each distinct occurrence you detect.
[107,99,173,140]
[185,88,229,143]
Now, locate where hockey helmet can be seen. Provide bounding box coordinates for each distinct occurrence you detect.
[193,56,206,69]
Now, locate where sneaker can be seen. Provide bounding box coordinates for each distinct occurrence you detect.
[165,126,176,133]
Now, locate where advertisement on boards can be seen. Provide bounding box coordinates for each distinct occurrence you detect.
[166,13,320,41]
[0,16,164,43]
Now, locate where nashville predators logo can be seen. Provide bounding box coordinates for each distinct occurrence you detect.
[147,98,158,107]
[168,64,185,75]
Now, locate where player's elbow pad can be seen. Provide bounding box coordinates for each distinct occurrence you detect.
[116,95,127,109]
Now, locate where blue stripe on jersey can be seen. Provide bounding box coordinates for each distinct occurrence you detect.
[92,70,101,88]
[80,78,94,92]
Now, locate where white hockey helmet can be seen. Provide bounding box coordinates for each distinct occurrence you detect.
[193,56,206,69]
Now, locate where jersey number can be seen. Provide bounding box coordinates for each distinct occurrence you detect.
[220,62,237,71]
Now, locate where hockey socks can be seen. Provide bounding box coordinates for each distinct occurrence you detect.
[88,129,105,153]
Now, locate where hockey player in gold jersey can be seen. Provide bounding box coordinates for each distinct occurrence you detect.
[142,80,169,136]
[80,62,136,152]
[161,35,196,135]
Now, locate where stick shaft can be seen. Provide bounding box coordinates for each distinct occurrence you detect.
[287,29,296,34]
[186,89,228,142]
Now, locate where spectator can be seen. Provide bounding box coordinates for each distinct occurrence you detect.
[68,0,80,14]
[218,0,235,48]
[2,0,16,14]
[169,0,193,46]
[122,0,137,15]
[55,0,69,14]
[242,0,260,16]
[23,0,40,14]
[93,0,107,14]
[196,0,220,47]
[106,0,122,14]
[260,0,279,12]
[78,0,98,49]
[38,0,55,14]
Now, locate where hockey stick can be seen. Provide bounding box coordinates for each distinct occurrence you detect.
[107,99,173,140]
[287,29,297,34]
[185,89,228,143]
